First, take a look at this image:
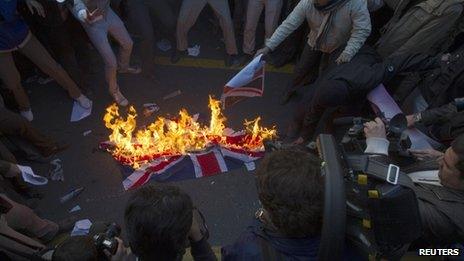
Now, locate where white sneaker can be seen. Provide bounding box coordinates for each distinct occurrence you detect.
[20,110,34,121]
[110,89,129,106]
[76,94,92,109]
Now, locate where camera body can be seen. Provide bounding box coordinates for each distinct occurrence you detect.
[93,223,121,255]
[339,114,412,156]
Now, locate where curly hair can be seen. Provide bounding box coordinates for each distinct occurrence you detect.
[256,149,324,237]
[124,185,193,261]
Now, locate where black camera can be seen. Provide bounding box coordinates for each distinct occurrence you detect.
[337,113,411,156]
[93,223,121,255]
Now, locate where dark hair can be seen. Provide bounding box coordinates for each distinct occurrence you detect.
[124,185,193,261]
[451,134,464,179]
[256,149,324,237]
[52,236,98,261]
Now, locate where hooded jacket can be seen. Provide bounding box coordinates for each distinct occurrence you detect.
[0,0,30,52]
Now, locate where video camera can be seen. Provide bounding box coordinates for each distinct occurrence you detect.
[335,113,412,156]
[265,130,422,260]
[93,223,121,255]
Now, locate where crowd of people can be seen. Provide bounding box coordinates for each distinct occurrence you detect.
[1,0,464,260]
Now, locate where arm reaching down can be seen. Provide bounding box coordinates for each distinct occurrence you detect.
[265,0,309,50]
[337,0,371,63]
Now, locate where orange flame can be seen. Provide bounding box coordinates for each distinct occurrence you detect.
[103,96,277,168]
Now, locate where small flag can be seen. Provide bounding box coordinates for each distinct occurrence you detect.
[221,54,265,108]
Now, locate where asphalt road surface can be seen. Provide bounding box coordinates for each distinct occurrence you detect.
[19,13,297,247]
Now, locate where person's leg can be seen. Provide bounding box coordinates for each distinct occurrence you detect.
[291,44,322,88]
[264,0,283,39]
[106,8,136,72]
[0,214,45,259]
[18,35,82,100]
[127,0,155,74]
[300,80,350,141]
[0,52,31,111]
[46,24,85,92]
[243,0,264,55]
[286,84,317,140]
[208,0,239,55]
[147,0,179,62]
[0,141,17,164]
[83,20,127,105]
[281,44,322,104]
[0,107,57,156]
[176,0,208,52]
[1,194,58,239]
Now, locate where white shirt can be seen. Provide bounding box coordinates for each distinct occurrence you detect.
[364,137,442,186]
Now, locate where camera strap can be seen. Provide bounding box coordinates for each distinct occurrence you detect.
[346,154,415,189]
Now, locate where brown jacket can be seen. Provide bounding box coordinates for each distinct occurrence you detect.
[377,0,464,57]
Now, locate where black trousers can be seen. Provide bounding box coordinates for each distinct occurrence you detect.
[287,43,329,93]
[290,79,351,140]
[127,0,178,74]
[34,19,90,91]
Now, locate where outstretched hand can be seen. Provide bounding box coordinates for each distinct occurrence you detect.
[335,52,352,65]
[255,46,271,58]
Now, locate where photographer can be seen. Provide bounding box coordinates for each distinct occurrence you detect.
[124,185,216,261]
[363,118,464,245]
[222,149,347,260]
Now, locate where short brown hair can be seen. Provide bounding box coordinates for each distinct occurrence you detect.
[256,149,324,237]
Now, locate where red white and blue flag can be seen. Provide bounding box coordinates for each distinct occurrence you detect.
[121,145,264,190]
[221,54,265,108]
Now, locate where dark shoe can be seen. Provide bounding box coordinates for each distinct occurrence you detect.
[238,54,253,66]
[280,90,296,105]
[41,143,70,158]
[171,50,186,64]
[224,54,240,67]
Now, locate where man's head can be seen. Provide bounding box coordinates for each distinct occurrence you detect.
[52,236,98,261]
[124,185,193,261]
[256,149,324,237]
[439,135,464,190]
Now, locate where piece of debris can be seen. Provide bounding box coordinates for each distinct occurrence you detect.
[71,100,92,122]
[163,90,182,100]
[18,165,48,185]
[83,130,92,136]
[244,161,256,171]
[60,187,84,204]
[156,39,172,52]
[37,76,54,85]
[49,158,64,181]
[187,45,200,57]
[143,103,160,117]
[69,205,81,213]
[71,219,92,236]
